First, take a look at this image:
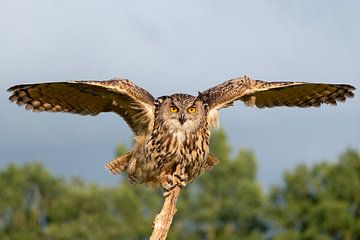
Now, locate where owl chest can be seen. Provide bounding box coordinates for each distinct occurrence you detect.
[145,129,209,165]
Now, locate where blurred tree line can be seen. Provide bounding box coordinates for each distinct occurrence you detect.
[0,129,359,240]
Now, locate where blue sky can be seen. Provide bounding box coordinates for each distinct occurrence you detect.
[1,0,359,189]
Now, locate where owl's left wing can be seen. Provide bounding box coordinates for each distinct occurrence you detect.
[199,75,355,110]
[8,78,155,135]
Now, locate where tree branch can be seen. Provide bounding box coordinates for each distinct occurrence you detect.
[150,185,181,240]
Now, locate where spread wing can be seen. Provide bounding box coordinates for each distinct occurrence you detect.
[200,76,355,110]
[8,78,155,135]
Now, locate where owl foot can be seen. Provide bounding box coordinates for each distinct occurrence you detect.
[161,174,177,193]
[162,165,188,197]
[173,173,187,188]
[174,164,188,187]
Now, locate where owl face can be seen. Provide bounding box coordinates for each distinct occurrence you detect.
[156,94,206,132]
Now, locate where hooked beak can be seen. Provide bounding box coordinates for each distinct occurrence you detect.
[179,113,186,125]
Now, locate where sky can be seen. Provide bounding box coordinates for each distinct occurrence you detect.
[0,0,359,189]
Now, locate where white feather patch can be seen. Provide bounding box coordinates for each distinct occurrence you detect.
[175,131,186,142]
[208,109,220,128]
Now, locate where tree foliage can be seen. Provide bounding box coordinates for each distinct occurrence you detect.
[268,149,360,240]
[0,129,359,239]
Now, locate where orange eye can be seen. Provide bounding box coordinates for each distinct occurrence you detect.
[187,107,196,114]
[170,106,178,113]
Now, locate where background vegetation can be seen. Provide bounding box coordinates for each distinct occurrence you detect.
[1,129,359,240]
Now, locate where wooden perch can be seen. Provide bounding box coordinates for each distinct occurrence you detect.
[150,185,181,240]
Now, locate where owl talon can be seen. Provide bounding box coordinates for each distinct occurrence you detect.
[174,173,187,188]
[161,174,176,191]
[162,177,183,197]
[174,173,185,181]
[173,164,188,188]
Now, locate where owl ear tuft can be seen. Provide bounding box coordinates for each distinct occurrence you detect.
[196,91,209,103]
[155,96,168,105]
[194,93,209,111]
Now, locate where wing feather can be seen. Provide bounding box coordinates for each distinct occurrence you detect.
[8,78,155,135]
[200,76,355,110]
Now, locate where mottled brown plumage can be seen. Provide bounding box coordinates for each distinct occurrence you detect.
[8,76,355,190]
[8,79,155,135]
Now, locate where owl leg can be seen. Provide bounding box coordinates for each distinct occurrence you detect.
[105,152,132,175]
[173,164,188,187]
[161,164,188,196]
[161,173,177,192]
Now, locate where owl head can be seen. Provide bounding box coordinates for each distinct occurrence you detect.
[155,94,207,132]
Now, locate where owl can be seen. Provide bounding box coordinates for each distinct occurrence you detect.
[8,76,355,191]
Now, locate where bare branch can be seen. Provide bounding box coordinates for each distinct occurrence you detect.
[150,185,181,240]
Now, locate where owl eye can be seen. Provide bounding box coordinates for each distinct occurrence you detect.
[187,107,196,114]
[170,106,178,113]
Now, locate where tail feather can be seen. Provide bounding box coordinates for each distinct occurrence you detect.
[201,153,219,173]
[105,152,132,175]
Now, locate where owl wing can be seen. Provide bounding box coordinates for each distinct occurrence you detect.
[8,78,155,135]
[199,76,355,110]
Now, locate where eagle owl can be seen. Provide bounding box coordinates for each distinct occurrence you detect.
[8,76,355,191]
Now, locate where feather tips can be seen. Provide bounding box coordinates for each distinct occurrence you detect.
[8,78,156,135]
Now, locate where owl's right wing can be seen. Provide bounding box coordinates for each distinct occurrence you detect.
[8,78,156,135]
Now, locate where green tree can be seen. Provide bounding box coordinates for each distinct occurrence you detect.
[3,129,358,240]
[45,181,161,239]
[0,162,65,240]
[268,149,360,240]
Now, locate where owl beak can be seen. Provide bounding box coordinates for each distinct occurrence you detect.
[179,113,186,125]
